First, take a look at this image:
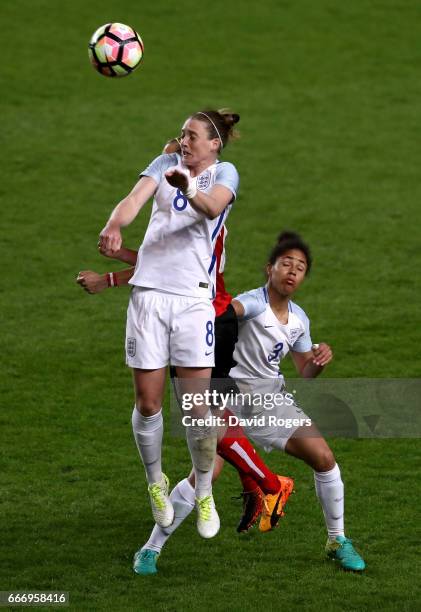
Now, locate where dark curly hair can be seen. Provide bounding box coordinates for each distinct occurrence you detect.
[268,231,312,275]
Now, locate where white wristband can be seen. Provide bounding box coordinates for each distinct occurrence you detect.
[182,178,197,200]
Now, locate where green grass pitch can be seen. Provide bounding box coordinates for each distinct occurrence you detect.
[1,0,421,610]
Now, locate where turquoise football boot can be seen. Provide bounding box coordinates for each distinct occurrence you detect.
[326,536,366,571]
[133,548,159,576]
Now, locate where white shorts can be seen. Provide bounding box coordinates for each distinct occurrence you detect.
[126,287,215,369]
[229,379,312,452]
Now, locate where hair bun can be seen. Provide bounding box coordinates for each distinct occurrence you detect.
[219,109,240,127]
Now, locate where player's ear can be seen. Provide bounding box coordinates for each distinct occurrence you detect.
[265,263,272,279]
[211,138,220,153]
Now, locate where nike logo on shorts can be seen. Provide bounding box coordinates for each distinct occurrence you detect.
[205,351,213,356]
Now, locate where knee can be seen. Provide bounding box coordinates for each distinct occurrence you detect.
[135,397,162,416]
[312,447,336,472]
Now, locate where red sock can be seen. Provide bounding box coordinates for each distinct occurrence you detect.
[217,422,280,494]
[239,472,260,493]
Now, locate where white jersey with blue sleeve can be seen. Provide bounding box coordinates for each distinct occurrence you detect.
[129,153,239,299]
[230,286,312,384]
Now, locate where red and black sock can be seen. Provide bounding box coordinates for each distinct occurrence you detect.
[217,418,280,494]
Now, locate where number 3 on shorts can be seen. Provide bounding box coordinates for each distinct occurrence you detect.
[205,321,214,347]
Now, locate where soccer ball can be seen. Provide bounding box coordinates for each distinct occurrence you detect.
[88,23,144,77]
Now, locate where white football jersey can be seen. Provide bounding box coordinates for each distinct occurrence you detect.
[230,286,312,385]
[129,153,239,299]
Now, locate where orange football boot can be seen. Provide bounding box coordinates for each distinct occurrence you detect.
[259,476,294,532]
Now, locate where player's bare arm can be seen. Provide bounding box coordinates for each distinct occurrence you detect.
[76,267,134,294]
[99,175,157,253]
[165,169,233,219]
[290,343,333,378]
[98,244,138,265]
[230,298,245,318]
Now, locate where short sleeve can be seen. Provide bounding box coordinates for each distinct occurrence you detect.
[140,153,178,184]
[215,162,239,201]
[291,313,313,352]
[234,287,266,321]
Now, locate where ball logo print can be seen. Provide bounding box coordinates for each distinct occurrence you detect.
[88,23,144,77]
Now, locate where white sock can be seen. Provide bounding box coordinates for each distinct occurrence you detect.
[185,424,216,499]
[141,478,195,553]
[132,406,163,485]
[314,463,345,540]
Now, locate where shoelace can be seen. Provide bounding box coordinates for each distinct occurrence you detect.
[231,490,257,502]
[340,539,360,558]
[149,483,166,510]
[197,496,212,521]
[140,549,157,562]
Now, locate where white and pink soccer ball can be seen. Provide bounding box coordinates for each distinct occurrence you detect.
[88,23,144,77]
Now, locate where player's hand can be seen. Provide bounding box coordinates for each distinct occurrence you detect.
[98,242,124,260]
[165,168,189,192]
[99,223,122,254]
[76,271,108,294]
[312,343,333,367]
[163,138,181,154]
